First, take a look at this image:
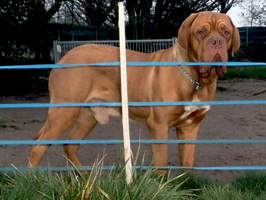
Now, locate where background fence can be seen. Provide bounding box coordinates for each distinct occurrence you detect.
[53,38,177,63]
[52,27,266,64]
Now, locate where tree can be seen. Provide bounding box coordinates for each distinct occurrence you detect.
[56,0,241,39]
[239,0,266,26]
[125,0,242,39]
[84,0,119,39]
[0,0,64,95]
[217,0,242,13]
[0,0,63,64]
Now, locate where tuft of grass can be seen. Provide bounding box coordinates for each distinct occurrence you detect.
[0,119,21,130]
[0,155,193,200]
[0,119,6,129]
[28,118,43,123]
[199,185,254,200]
[8,125,22,130]
[221,65,266,80]
[0,124,21,130]
[232,171,266,197]
[2,154,266,199]
[198,171,266,200]
[180,172,214,188]
[0,124,8,129]
[216,86,227,92]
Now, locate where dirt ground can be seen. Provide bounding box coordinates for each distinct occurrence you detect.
[1,79,266,182]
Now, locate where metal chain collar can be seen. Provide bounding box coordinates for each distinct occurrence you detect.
[179,65,200,90]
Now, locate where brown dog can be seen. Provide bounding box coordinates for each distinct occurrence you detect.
[28,11,240,172]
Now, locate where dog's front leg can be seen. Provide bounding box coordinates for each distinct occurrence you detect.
[147,119,169,175]
[176,123,200,168]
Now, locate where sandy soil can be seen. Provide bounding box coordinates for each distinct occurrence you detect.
[1,79,266,182]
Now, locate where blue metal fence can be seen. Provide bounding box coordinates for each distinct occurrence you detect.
[1,61,266,172]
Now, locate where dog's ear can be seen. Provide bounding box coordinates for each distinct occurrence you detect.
[226,15,241,57]
[177,13,200,52]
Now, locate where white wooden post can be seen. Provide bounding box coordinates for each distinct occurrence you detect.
[118,2,133,184]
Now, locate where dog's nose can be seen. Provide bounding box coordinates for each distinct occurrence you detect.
[211,37,223,49]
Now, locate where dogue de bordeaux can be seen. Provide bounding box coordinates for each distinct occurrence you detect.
[28,11,240,173]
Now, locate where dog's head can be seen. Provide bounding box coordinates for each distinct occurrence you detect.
[177,11,240,85]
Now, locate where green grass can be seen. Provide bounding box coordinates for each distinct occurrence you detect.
[0,157,194,200]
[217,65,266,91]
[231,171,266,198]
[0,118,21,130]
[174,171,266,200]
[221,65,266,80]
[2,163,266,200]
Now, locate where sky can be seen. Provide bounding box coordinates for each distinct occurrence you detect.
[227,5,243,27]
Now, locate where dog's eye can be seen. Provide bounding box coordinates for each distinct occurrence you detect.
[223,30,231,38]
[219,23,231,39]
[196,29,207,39]
[196,24,209,39]
[198,30,204,35]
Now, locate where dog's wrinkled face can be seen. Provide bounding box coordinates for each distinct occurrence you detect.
[178,11,240,85]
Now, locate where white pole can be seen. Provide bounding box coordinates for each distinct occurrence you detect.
[118,2,132,184]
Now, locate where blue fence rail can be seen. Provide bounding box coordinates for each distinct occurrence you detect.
[1,61,266,172]
[1,61,266,69]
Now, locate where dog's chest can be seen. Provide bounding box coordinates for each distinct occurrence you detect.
[179,95,210,125]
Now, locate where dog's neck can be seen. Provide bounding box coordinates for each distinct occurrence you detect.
[178,65,200,90]
[172,42,218,89]
[172,43,200,90]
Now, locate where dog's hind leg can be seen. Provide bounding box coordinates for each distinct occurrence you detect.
[28,107,82,168]
[63,108,98,167]
[33,121,47,140]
